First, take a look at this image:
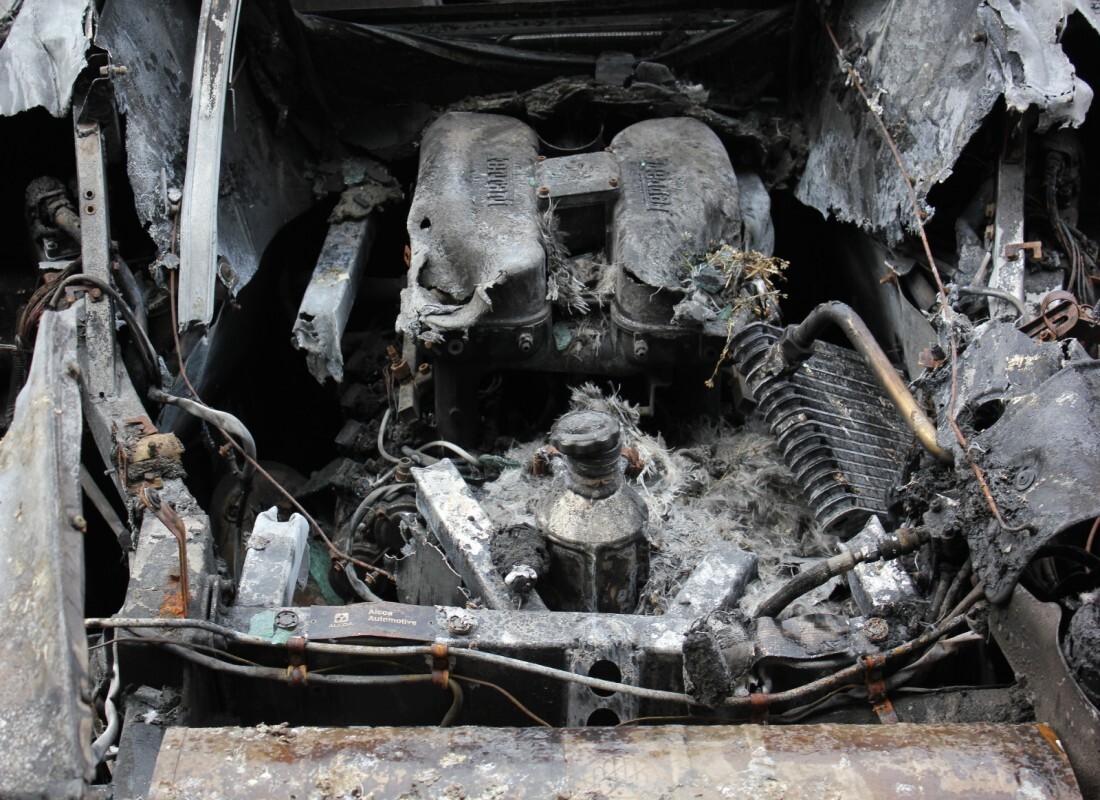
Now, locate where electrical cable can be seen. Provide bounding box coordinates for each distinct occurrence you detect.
[415,439,480,467]
[377,407,401,464]
[86,616,693,704]
[47,273,162,387]
[344,561,384,603]
[452,674,552,728]
[90,632,121,764]
[453,648,696,705]
[440,680,464,727]
[89,632,269,667]
[113,256,148,334]
[957,285,1026,319]
[148,387,257,481]
[934,558,972,622]
[754,527,930,618]
[727,589,985,713]
[344,482,410,545]
[129,630,434,687]
[161,268,395,582]
[88,598,983,714]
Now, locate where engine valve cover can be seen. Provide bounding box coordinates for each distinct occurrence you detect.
[399,112,744,347]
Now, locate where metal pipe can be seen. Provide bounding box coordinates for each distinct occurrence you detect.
[754,526,930,618]
[90,635,121,764]
[958,285,1026,319]
[777,301,952,463]
[148,387,257,481]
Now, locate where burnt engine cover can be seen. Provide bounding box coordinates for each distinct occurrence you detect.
[397,112,755,442]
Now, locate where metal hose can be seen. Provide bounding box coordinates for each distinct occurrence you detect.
[773,301,952,463]
[754,526,930,618]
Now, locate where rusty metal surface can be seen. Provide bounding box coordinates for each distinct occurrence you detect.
[148,723,1080,799]
[0,308,93,799]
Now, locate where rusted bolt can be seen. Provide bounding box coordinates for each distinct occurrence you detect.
[537,155,547,162]
[217,258,236,285]
[865,617,890,643]
[446,612,475,636]
[83,189,95,200]
[275,610,300,630]
[85,204,96,215]
[1014,467,1037,491]
[395,457,414,483]
[517,332,534,354]
[70,514,88,533]
[418,363,431,374]
[604,147,614,153]
[538,186,550,197]
[89,287,104,301]
[609,177,619,188]
[633,338,649,361]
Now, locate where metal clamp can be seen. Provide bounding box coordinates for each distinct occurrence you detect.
[861,653,898,724]
[431,642,451,689]
[286,636,308,687]
[748,692,770,724]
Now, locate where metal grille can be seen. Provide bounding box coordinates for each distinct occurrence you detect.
[731,323,912,536]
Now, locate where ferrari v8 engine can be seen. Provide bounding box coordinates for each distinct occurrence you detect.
[399,112,760,443]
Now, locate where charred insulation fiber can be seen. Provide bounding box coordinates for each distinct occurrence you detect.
[475,384,834,615]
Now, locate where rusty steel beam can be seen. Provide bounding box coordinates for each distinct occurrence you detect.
[148,723,1080,799]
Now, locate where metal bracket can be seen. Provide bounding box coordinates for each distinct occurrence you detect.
[1003,241,1043,261]
[862,654,899,724]
[178,0,243,328]
[75,120,116,398]
[989,123,1028,319]
[140,487,191,617]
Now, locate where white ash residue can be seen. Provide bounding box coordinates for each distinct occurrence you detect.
[476,384,839,616]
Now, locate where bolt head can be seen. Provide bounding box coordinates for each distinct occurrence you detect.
[864,617,890,643]
[446,612,475,635]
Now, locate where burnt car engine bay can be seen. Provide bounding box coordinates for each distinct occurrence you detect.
[2,0,1100,797]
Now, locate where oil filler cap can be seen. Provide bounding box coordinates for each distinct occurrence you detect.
[551,411,621,457]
